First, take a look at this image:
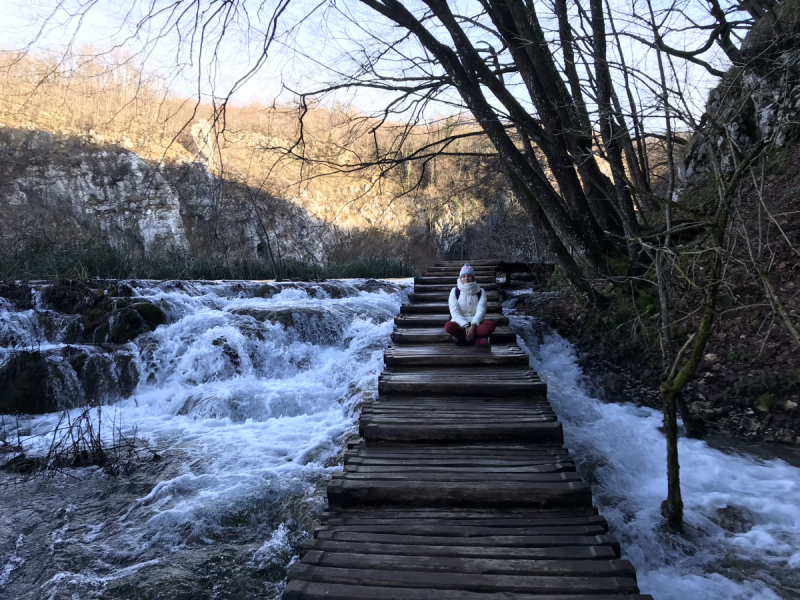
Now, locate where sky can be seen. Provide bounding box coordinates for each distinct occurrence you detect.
[0,0,729,128]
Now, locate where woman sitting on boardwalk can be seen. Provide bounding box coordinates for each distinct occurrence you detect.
[445,264,496,346]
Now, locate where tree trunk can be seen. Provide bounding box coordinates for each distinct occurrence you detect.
[659,385,684,531]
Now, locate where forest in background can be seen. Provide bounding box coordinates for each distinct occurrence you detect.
[0,50,549,278]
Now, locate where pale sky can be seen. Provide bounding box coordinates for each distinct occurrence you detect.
[0,0,727,128]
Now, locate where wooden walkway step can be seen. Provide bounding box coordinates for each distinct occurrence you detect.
[384,344,529,365]
[414,283,499,292]
[415,275,496,284]
[392,326,517,344]
[394,313,509,327]
[282,260,652,600]
[378,366,546,396]
[408,291,500,302]
[400,301,503,314]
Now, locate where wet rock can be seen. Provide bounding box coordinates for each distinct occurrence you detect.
[40,280,92,314]
[710,505,755,533]
[0,351,57,414]
[233,307,295,329]
[212,337,241,369]
[84,300,165,343]
[783,399,798,413]
[131,302,166,330]
[253,284,279,298]
[755,393,778,412]
[600,372,623,392]
[109,308,151,344]
[0,452,38,474]
[356,279,398,294]
[0,282,33,309]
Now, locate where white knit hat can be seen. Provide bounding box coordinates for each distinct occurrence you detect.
[459,264,474,277]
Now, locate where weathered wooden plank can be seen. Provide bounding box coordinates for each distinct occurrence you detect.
[378,371,547,396]
[314,524,608,537]
[300,540,614,560]
[320,514,606,528]
[394,314,508,327]
[345,465,575,475]
[286,564,640,594]
[391,326,517,343]
[362,422,563,444]
[321,506,598,519]
[301,551,635,577]
[384,344,528,366]
[362,398,552,409]
[284,581,653,600]
[408,292,500,302]
[344,459,570,470]
[313,531,619,550]
[344,444,570,456]
[327,478,591,508]
[414,276,496,285]
[333,471,582,483]
[400,302,503,314]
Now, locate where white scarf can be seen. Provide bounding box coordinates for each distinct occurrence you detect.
[457,280,480,296]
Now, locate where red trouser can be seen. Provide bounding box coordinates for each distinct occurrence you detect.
[444,320,496,342]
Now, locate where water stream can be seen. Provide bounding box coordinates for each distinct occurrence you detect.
[0,283,798,599]
[0,278,411,599]
[507,303,800,600]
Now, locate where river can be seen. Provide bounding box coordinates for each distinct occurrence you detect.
[0,281,798,599]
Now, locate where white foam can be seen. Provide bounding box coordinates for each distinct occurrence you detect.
[1,278,412,595]
[509,310,800,599]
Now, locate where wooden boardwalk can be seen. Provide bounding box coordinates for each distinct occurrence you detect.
[282,260,652,599]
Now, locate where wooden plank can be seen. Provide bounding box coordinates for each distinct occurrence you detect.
[321,506,597,518]
[408,292,500,302]
[333,471,581,483]
[301,551,635,577]
[394,314,508,327]
[327,478,591,508]
[378,369,546,397]
[400,302,503,314]
[414,276,496,285]
[345,465,574,475]
[313,531,618,550]
[384,344,528,366]
[284,581,653,600]
[344,444,570,456]
[286,564,640,594]
[391,327,516,344]
[321,514,606,527]
[314,524,608,537]
[300,539,616,560]
[413,284,499,292]
[362,422,562,444]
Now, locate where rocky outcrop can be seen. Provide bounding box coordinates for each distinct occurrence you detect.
[680,6,800,187]
[0,127,328,261]
[0,128,188,253]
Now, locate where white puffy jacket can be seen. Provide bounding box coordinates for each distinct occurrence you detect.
[448,287,487,327]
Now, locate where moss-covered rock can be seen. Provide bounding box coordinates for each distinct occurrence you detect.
[0,282,33,309]
[0,351,57,414]
[131,302,166,330]
[109,308,149,344]
[755,393,778,412]
[40,280,92,314]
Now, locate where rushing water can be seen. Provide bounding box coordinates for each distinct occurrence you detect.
[2,282,799,599]
[507,303,800,600]
[0,279,410,599]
